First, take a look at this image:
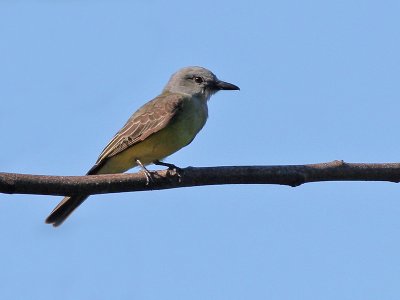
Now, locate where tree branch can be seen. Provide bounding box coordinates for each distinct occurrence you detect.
[1,160,399,196]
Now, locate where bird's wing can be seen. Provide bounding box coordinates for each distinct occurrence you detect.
[88,92,185,173]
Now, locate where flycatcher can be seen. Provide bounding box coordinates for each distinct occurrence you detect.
[46,66,239,226]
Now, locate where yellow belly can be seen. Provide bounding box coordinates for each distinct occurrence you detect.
[97,99,208,174]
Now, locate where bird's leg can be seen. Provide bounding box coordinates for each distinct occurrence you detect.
[153,160,183,180]
[153,160,181,170]
[135,159,154,185]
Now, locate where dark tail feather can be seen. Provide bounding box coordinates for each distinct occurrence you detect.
[45,195,89,227]
[45,164,103,227]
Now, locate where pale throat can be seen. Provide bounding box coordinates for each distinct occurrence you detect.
[201,88,217,102]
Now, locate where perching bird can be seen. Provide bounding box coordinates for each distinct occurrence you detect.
[46,66,240,226]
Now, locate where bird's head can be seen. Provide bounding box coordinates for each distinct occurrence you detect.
[163,66,240,100]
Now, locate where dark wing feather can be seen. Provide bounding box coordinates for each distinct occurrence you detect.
[87,92,185,174]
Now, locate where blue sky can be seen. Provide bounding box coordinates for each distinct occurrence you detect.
[1,1,400,299]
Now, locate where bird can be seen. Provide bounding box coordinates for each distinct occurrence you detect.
[45,66,240,226]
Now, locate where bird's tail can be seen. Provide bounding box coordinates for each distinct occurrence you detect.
[45,195,89,227]
[45,164,103,227]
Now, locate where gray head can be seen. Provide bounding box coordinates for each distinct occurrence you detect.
[163,66,239,100]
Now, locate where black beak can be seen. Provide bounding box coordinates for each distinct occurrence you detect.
[215,80,240,91]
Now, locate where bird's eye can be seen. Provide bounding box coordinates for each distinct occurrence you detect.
[193,76,204,84]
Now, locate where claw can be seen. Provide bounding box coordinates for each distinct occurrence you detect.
[153,160,183,181]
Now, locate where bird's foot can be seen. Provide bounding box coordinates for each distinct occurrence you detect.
[136,159,154,185]
[153,160,183,181]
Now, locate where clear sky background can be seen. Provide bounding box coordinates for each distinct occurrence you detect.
[1,1,400,299]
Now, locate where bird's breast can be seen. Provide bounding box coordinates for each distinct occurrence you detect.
[172,96,208,143]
